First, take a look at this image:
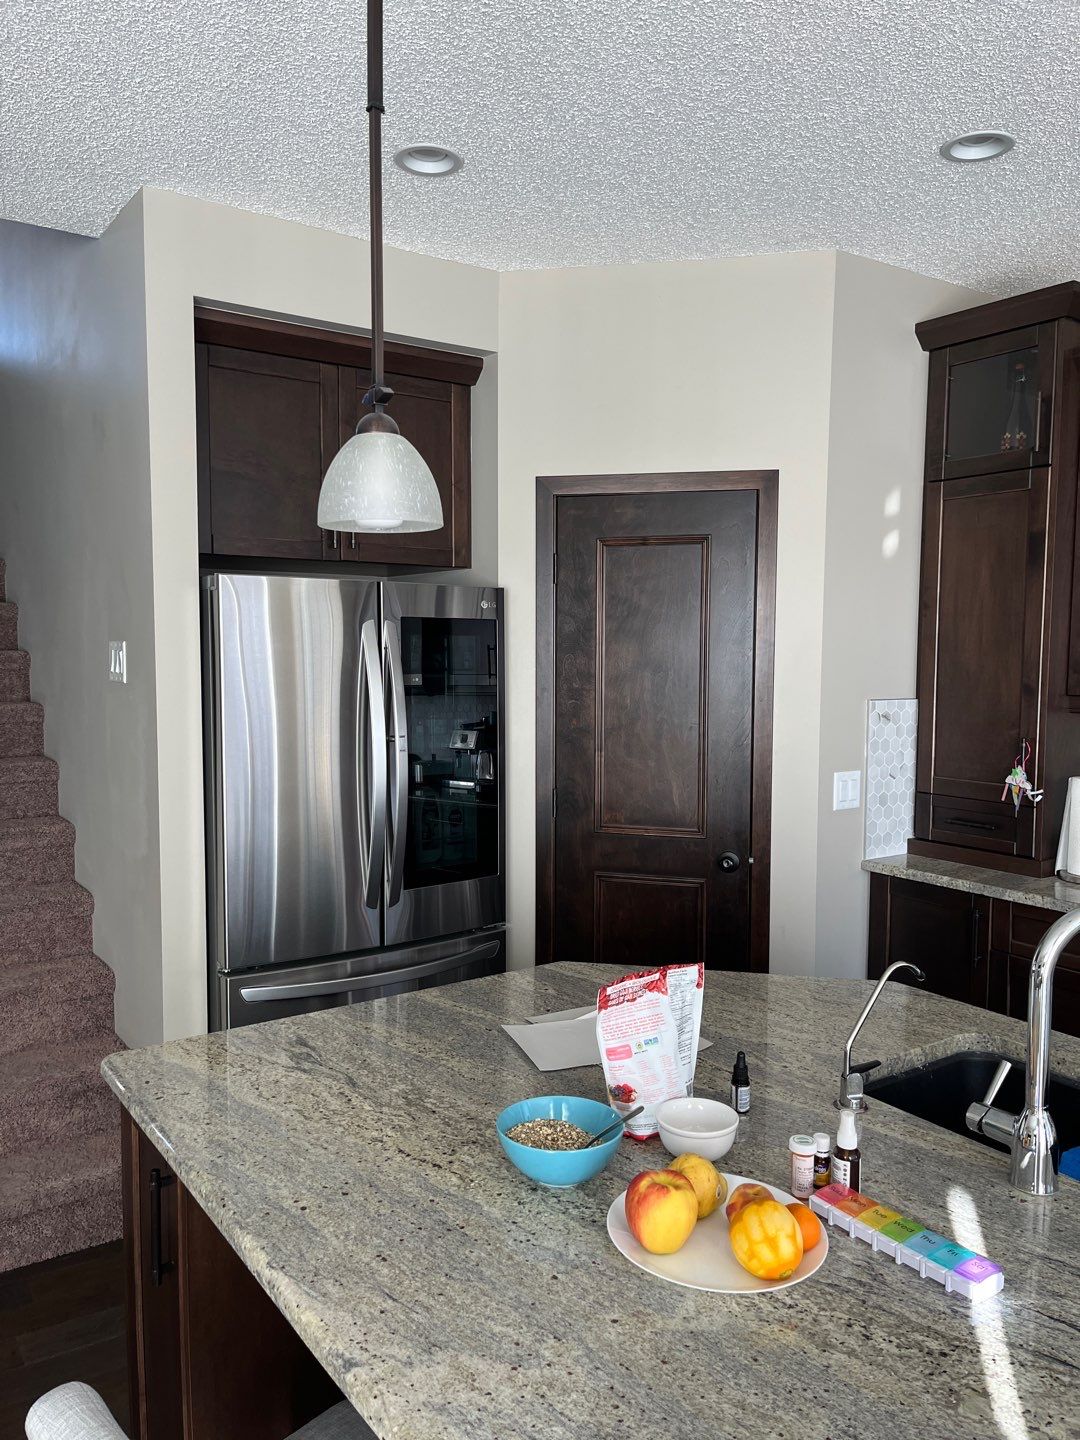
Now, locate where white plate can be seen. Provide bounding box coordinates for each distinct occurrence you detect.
[606,1172,829,1294]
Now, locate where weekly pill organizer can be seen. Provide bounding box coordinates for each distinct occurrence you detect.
[809,1182,1004,1301]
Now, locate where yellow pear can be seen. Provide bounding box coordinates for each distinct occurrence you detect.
[668,1153,727,1219]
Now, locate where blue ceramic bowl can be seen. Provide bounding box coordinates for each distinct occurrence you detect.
[495,1095,624,1188]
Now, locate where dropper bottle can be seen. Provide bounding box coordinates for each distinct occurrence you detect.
[730,1051,750,1114]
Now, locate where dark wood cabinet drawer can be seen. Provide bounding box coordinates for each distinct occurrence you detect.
[924,795,1030,856]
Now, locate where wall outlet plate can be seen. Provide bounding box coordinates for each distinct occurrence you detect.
[833,770,861,811]
[108,640,127,683]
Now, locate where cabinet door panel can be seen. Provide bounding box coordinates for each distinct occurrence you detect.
[122,1114,183,1440]
[918,470,1048,842]
[867,874,984,1006]
[1006,954,1080,1038]
[200,346,338,560]
[934,325,1054,481]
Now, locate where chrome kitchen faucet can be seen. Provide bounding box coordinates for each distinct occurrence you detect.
[838,960,925,1111]
[966,904,1077,1197]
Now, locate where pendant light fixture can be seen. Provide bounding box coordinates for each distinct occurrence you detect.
[317,0,443,534]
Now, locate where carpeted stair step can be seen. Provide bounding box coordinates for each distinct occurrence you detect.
[0,953,115,1057]
[0,756,59,819]
[0,649,30,701]
[0,1128,122,1272]
[0,880,94,964]
[0,1031,122,1155]
[0,700,44,756]
[0,600,17,650]
[0,814,75,890]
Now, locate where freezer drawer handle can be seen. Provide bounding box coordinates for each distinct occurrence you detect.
[237,940,503,1004]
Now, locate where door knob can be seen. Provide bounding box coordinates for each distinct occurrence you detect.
[718,852,741,873]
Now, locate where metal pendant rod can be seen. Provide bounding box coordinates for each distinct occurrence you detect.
[367,0,386,402]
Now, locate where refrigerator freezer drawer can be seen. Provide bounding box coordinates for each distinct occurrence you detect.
[218,930,506,1029]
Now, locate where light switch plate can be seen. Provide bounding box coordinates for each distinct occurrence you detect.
[108,640,127,683]
[833,770,861,811]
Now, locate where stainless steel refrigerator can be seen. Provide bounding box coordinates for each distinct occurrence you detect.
[202,573,505,1029]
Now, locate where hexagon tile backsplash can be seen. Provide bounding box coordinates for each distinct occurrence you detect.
[864,698,917,860]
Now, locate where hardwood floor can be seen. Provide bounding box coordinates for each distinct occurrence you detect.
[0,1242,128,1440]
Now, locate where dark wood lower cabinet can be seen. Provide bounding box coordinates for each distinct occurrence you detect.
[868,873,1080,1038]
[122,1112,339,1440]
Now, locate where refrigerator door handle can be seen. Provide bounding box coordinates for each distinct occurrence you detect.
[359,617,387,910]
[238,940,503,1003]
[383,620,409,908]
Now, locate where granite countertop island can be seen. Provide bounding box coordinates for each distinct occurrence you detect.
[103,965,1080,1440]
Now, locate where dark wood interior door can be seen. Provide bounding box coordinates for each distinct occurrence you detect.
[551,488,762,971]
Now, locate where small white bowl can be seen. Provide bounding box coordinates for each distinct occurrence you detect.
[654,1097,740,1161]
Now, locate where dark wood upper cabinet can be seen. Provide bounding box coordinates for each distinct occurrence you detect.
[911,284,1080,875]
[195,307,482,570]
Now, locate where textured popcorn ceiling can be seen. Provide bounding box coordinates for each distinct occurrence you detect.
[3,0,1079,292]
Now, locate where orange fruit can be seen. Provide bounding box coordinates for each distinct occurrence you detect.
[787,1201,822,1251]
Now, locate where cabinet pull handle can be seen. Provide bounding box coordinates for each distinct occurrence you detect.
[944,817,997,832]
[149,1168,175,1287]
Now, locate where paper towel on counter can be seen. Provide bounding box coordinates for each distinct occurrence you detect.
[1055,776,1080,879]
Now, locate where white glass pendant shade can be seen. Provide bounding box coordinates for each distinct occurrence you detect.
[317,431,443,533]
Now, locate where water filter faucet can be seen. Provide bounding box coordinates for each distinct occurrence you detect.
[838,961,925,1111]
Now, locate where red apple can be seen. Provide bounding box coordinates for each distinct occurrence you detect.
[625,1169,699,1255]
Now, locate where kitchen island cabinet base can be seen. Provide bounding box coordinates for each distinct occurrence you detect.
[122,1111,340,1440]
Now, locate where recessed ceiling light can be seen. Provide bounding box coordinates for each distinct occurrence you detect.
[393,146,464,176]
[939,131,1015,163]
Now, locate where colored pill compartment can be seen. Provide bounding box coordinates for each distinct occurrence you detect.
[853,1204,904,1252]
[897,1229,951,1274]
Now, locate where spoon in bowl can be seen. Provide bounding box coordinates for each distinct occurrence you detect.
[581,1105,645,1148]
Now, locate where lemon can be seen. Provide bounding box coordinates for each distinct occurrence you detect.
[668,1153,727,1219]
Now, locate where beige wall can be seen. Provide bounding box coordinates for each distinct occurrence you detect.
[0,199,165,1042]
[814,253,984,976]
[497,253,839,976]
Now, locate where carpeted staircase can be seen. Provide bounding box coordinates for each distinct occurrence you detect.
[0,558,123,1272]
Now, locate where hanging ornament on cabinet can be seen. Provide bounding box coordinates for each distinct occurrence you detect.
[1002,739,1043,814]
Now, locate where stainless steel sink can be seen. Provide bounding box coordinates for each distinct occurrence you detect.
[865,1051,1080,1155]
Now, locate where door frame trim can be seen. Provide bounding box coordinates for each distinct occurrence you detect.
[535,470,778,972]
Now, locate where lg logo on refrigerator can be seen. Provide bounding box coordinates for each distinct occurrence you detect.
[480,600,497,609]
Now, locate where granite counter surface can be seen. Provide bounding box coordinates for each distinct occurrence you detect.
[863,851,1080,912]
[102,966,1080,1440]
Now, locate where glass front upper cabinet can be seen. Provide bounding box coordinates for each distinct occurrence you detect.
[929,324,1055,480]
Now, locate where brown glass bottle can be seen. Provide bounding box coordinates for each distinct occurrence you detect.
[832,1109,861,1190]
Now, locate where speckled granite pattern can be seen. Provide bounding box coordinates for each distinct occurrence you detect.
[103,967,1080,1440]
[863,851,1080,913]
